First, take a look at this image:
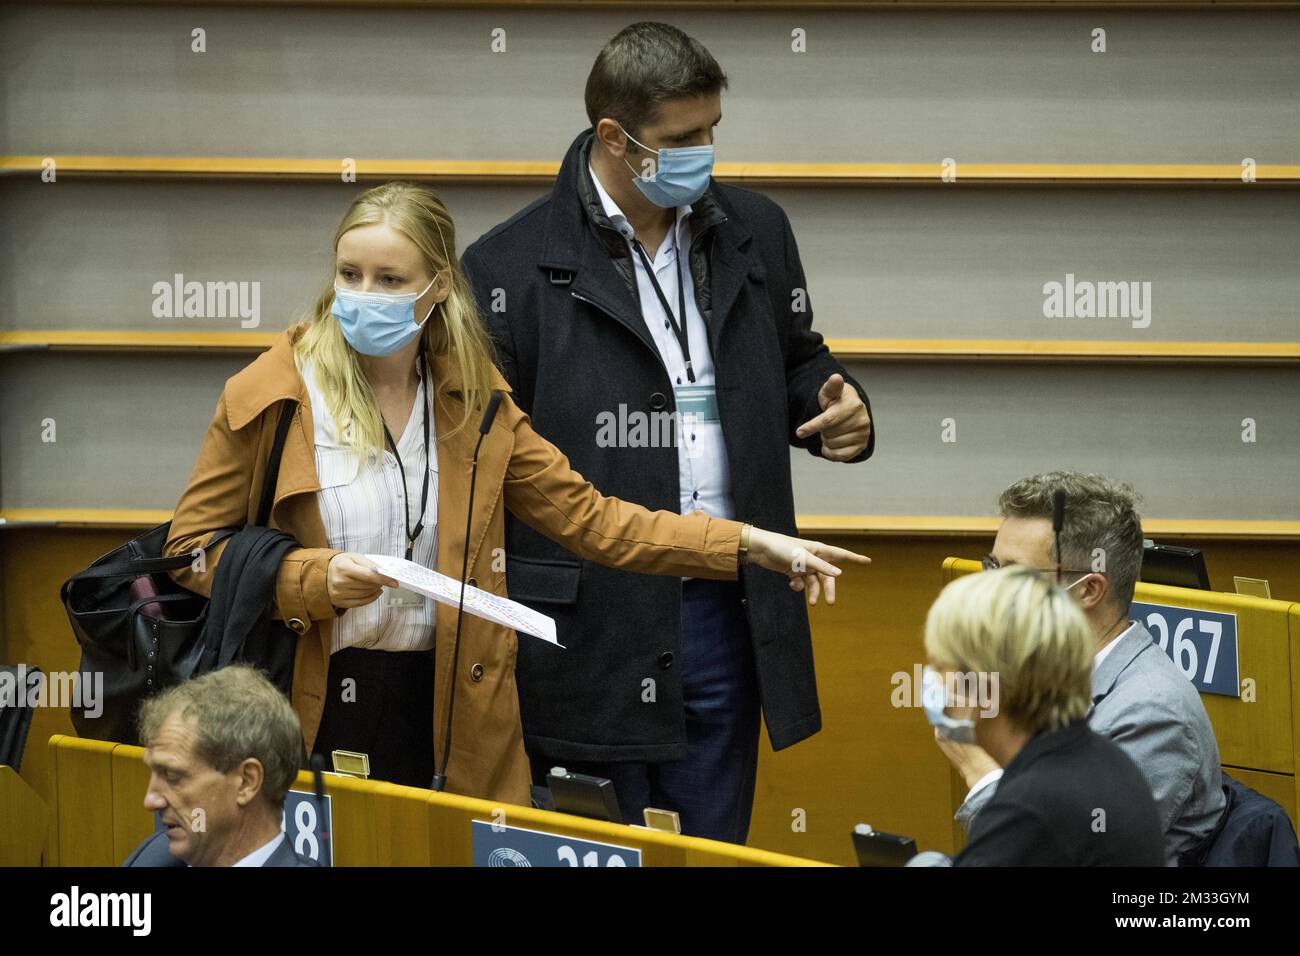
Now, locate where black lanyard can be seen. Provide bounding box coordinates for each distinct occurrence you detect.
[381,355,431,561]
[631,229,695,384]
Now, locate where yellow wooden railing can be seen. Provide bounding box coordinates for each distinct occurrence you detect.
[3,156,1299,186]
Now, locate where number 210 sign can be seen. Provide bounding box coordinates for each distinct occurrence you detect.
[1130,601,1239,698]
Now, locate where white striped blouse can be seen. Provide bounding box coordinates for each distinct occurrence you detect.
[301,356,439,653]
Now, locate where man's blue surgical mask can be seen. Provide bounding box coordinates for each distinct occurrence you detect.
[922,666,977,744]
[620,124,714,208]
[332,275,439,357]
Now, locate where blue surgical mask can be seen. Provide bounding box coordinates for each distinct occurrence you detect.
[922,666,977,744]
[332,276,439,356]
[620,124,714,208]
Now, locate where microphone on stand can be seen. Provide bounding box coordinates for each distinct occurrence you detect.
[310,753,330,865]
[1052,489,1066,584]
[431,390,503,792]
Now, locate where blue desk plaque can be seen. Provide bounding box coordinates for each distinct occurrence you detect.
[1130,601,1240,698]
[150,789,333,866]
[472,820,642,867]
[282,790,333,866]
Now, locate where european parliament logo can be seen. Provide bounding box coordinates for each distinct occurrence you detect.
[472,820,641,867]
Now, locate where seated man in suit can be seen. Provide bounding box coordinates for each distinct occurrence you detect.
[924,565,1165,866]
[123,664,315,867]
[936,471,1226,865]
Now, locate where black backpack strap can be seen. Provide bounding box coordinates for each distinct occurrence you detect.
[202,527,238,552]
[256,399,298,527]
[66,552,196,583]
[62,527,240,592]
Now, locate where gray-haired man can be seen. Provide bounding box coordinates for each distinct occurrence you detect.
[936,471,1227,866]
[122,664,316,867]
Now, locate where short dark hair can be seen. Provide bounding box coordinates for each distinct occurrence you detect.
[584,22,728,136]
[998,471,1145,611]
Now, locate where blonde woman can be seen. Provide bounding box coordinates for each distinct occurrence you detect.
[923,566,1163,865]
[164,182,868,803]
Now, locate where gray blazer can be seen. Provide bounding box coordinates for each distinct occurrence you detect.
[121,830,317,867]
[955,621,1227,866]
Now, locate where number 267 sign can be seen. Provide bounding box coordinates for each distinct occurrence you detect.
[1131,601,1239,698]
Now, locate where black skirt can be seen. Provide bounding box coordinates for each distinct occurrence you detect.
[309,645,436,789]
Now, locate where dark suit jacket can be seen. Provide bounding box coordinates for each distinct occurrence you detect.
[121,830,317,867]
[956,719,1165,866]
[461,127,875,763]
[1199,774,1300,866]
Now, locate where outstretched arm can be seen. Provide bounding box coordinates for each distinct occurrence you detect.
[501,396,869,601]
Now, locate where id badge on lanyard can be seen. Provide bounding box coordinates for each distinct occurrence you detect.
[673,384,720,423]
[386,585,425,609]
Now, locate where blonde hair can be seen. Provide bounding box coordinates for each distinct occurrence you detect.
[292,182,498,457]
[923,566,1093,735]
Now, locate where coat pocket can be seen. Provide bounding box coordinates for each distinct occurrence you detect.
[505,555,582,605]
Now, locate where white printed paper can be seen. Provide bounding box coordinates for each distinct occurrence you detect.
[365,554,562,647]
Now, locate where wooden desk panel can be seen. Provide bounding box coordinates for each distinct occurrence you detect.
[15,531,1300,866]
[49,734,117,866]
[111,746,152,865]
[48,738,828,867]
[0,766,50,866]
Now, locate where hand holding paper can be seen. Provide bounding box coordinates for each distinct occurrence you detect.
[365,554,562,648]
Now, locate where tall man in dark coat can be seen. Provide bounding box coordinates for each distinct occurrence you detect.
[461,22,874,843]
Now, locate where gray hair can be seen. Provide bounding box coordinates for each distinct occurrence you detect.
[138,664,302,807]
[584,22,728,136]
[998,471,1145,611]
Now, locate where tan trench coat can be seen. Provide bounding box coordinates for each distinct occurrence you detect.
[164,323,743,805]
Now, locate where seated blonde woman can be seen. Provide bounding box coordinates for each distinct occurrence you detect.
[923,566,1163,866]
[164,181,869,804]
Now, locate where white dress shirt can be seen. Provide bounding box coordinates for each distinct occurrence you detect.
[232,832,287,867]
[301,356,439,653]
[961,620,1140,802]
[1093,620,1136,670]
[588,162,736,521]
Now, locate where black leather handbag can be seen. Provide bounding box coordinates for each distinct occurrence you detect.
[60,399,298,744]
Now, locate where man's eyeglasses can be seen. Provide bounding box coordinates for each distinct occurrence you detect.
[981,555,1094,578]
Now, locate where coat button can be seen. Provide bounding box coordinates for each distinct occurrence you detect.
[287,617,307,634]
[649,392,667,411]
[658,651,674,669]
[470,663,485,682]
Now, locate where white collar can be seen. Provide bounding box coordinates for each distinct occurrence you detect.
[587,161,692,245]
[185,831,285,868]
[302,356,428,460]
[232,832,287,868]
[1094,619,1137,668]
